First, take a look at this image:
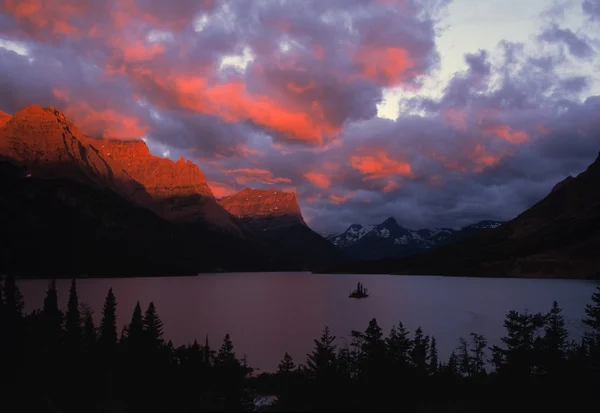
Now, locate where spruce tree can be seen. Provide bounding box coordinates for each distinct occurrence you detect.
[65,278,81,349]
[386,322,413,367]
[3,275,24,321]
[42,279,63,350]
[82,305,97,351]
[216,333,236,365]
[583,287,600,346]
[410,327,430,375]
[306,326,337,379]
[429,336,439,374]
[541,301,569,374]
[99,288,118,352]
[143,301,164,349]
[278,352,296,373]
[128,301,144,352]
[444,351,460,377]
[469,333,487,375]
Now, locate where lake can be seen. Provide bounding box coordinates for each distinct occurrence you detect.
[17,272,599,373]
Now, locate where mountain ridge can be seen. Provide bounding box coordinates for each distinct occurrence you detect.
[327,217,504,261]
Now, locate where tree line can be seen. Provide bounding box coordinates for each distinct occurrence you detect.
[1,276,599,412]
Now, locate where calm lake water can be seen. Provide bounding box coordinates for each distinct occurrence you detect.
[17,273,600,372]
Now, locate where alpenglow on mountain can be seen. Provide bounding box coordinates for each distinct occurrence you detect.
[326,217,504,261]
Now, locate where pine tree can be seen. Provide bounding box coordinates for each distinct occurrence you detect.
[143,301,164,349]
[306,326,337,379]
[99,288,118,352]
[128,301,144,352]
[458,337,472,377]
[278,352,296,373]
[429,336,439,374]
[386,322,413,367]
[216,334,236,365]
[583,288,600,347]
[3,275,24,321]
[444,351,460,377]
[362,318,385,357]
[540,301,569,375]
[65,278,81,349]
[410,327,430,375]
[82,305,97,351]
[42,279,63,350]
[469,333,487,375]
[491,309,544,377]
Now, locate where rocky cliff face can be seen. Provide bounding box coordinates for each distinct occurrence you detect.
[218,188,306,231]
[0,105,248,234]
[0,105,150,205]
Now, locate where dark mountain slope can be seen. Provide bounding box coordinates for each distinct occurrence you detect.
[0,160,273,277]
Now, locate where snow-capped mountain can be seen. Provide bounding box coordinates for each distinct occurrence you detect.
[326,217,504,261]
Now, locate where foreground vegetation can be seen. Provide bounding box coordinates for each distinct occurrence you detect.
[1,276,599,412]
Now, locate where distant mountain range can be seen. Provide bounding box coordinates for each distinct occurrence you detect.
[326,218,504,261]
[324,152,600,279]
[0,105,342,276]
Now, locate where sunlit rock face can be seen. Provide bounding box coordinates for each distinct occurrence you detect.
[0,105,246,235]
[218,187,307,231]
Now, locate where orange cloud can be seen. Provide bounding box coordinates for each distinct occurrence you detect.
[225,168,291,185]
[383,180,401,192]
[304,171,331,188]
[350,150,413,180]
[52,89,147,139]
[169,76,339,145]
[482,124,529,144]
[2,0,89,36]
[442,108,468,132]
[208,181,238,198]
[353,47,416,87]
[329,192,355,204]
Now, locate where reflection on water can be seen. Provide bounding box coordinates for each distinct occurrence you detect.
[18,272,599,372]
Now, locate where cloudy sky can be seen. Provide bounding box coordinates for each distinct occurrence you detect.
[1,0,599,235]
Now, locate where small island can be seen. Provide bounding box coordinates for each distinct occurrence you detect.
[349,281,369,299]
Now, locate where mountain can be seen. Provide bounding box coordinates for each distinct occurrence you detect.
[327,217,504,261]
[0,105,273,276]
[218,188,346,269]
[97,140,250,236]
[331,153,600,278]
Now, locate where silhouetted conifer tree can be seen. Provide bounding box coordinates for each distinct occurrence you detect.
[306,326,337,379]
[99,288,117,352]
[4,275,24,321]
[65,278,81,350]
[541,301,569,374]
[128,301,144,352]
[410,327,430,375]
[143,301,164,350]
[491,310,544,377]
[583,288,600,345]
[216,334,236,365]
[444,351,460,377]
[41,279,63,351]
[429,336,439,374]
[81,303,96,351]
[278,352,296,373]
[386,321,413,367]
[469,333,487,375]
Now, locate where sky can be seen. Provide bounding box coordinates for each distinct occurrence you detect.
[1,0,599,235]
